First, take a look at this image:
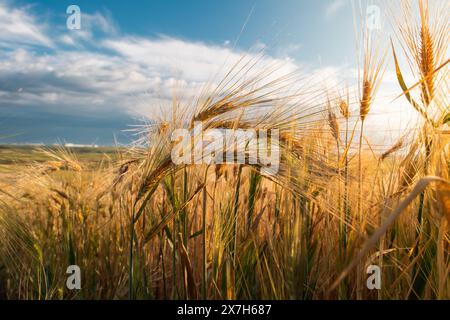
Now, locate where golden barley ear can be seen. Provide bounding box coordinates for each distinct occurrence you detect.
[338,99,349,119]
[393,0,449,118]
[391,39,432,124]
[328,111,340,142]
[418,0,436,107]
[380,137,404,161]
[360,80,372,121]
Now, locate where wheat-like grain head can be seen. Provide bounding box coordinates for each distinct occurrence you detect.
[394,0,449,109]
[360,80,373,121]
[418,0,435,107]
[327,108,340,143]
[357,5,386,123]
[339,99,350,120]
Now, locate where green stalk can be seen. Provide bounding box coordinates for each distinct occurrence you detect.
[356,119,365,300]
[128,207,135,299]
[247,170,261,235]
[343,118,349,253]
[232,165,243,264]
[182,167,188,246]
[201,166,209,300]
[409,129,432,299]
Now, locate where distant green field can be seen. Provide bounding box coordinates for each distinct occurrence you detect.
[0,145,120,173]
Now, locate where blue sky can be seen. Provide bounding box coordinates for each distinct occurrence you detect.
[0,0,420,145]
[10,0,355,63]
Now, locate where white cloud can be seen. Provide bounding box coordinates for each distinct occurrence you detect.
[0,1,333,123]
[83,11,118,35]
[57,11,119,48]
[276,44,302,59]
[0,1,53,47]
[325,0,347,18]
[103,36,240,83]
[1,33,307,120]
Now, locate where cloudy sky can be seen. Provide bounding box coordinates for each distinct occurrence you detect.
[0,0,420,145]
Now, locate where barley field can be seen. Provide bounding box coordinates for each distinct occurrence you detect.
[0,0,449,300]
